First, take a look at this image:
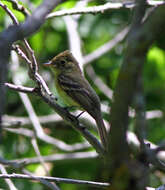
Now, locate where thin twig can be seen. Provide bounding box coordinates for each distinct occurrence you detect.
[11,93,91,151]
[0,2,18,25]
[22,168,61,190]
[46,1,164,19]
[86,65,113,100]
[2,114,62,127]
[83,27,129,65]
[12,45,31,64]
[63,1,87,69]
[0,157,26,168]
[5,83,35,94]
[0,164,18,190]
[31,138,50,175]
[5,127,35,138]
[2,109,163,128]
[11,151,98,165]
[0,173,110,188]
[39,92,105,155]
[0,0,51,97]
[5,126,91,152]
[0,157,60,190]
[64,16,83,69]
[29,168,61,190]
[4,0,30,16]
[82,27,129,100]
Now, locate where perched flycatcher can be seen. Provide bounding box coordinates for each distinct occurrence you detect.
[44,50,107,149]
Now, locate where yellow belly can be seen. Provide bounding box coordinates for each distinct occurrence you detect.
[55,79,80,108]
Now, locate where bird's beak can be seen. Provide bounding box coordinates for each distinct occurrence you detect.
[43,61,52,66]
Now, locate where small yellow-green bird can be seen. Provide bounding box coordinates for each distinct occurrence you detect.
[44,50,107,149]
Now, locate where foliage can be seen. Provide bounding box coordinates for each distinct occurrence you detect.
[0,0,165,189]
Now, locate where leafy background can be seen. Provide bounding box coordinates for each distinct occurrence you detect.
[0,0,165,189]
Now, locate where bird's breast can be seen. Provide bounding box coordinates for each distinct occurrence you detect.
[55,77,80,108]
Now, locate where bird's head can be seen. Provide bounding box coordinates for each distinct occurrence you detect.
[44,50,81,75]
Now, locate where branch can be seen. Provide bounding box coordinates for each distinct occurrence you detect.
[12,51,85,152]
[46,1,164,19]
[19,0,63,38]
[31,138,50,175]
[1,107,162,129]
[4,0,30,16]
[30,140,61,190]
[11,72,102,153]
[5,83,36,94]
[31,138,62,190]
[5,122,91,152]
[12,44,32,64]
[83,27,129,65]
[35,91,105,154]
[0,1,19,25]
[23,169,61,190]
[0,0,63,147]
[11,151,98,166]
[0,0,63,47]
[109,4,165,160]
[134,70,146,149]
[83,27,129,100]
[0,173,110,189]
[64,15,84,69]
[0,156,60,190]
[2,0,105,155]
[0,157,23,169]
[4,133,165,165]
[0,165,17,190]
[85,65,113,100]
[1,0,104,155]
[0,157,59,190]
[0,172,162,189]
[2,109,162,128]
[107,3,165,188]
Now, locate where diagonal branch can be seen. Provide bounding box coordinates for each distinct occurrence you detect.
[83,27,129,100]
[83,27,129,65]
[0,165,17,190]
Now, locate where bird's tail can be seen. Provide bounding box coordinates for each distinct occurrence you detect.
[95,115,108,150]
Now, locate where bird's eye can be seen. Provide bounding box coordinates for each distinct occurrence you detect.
[60,59,66,66]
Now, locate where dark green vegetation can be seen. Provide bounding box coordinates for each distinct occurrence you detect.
[0,0,165,189]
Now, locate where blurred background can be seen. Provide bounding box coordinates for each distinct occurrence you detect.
[1,0,165,189]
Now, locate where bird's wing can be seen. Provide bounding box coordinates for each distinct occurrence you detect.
[58,75,87,92]
[58,74,96,112]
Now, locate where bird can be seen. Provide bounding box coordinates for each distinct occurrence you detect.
[44,50,107,149]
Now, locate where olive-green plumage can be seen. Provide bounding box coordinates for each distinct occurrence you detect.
[45,50,107,149]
